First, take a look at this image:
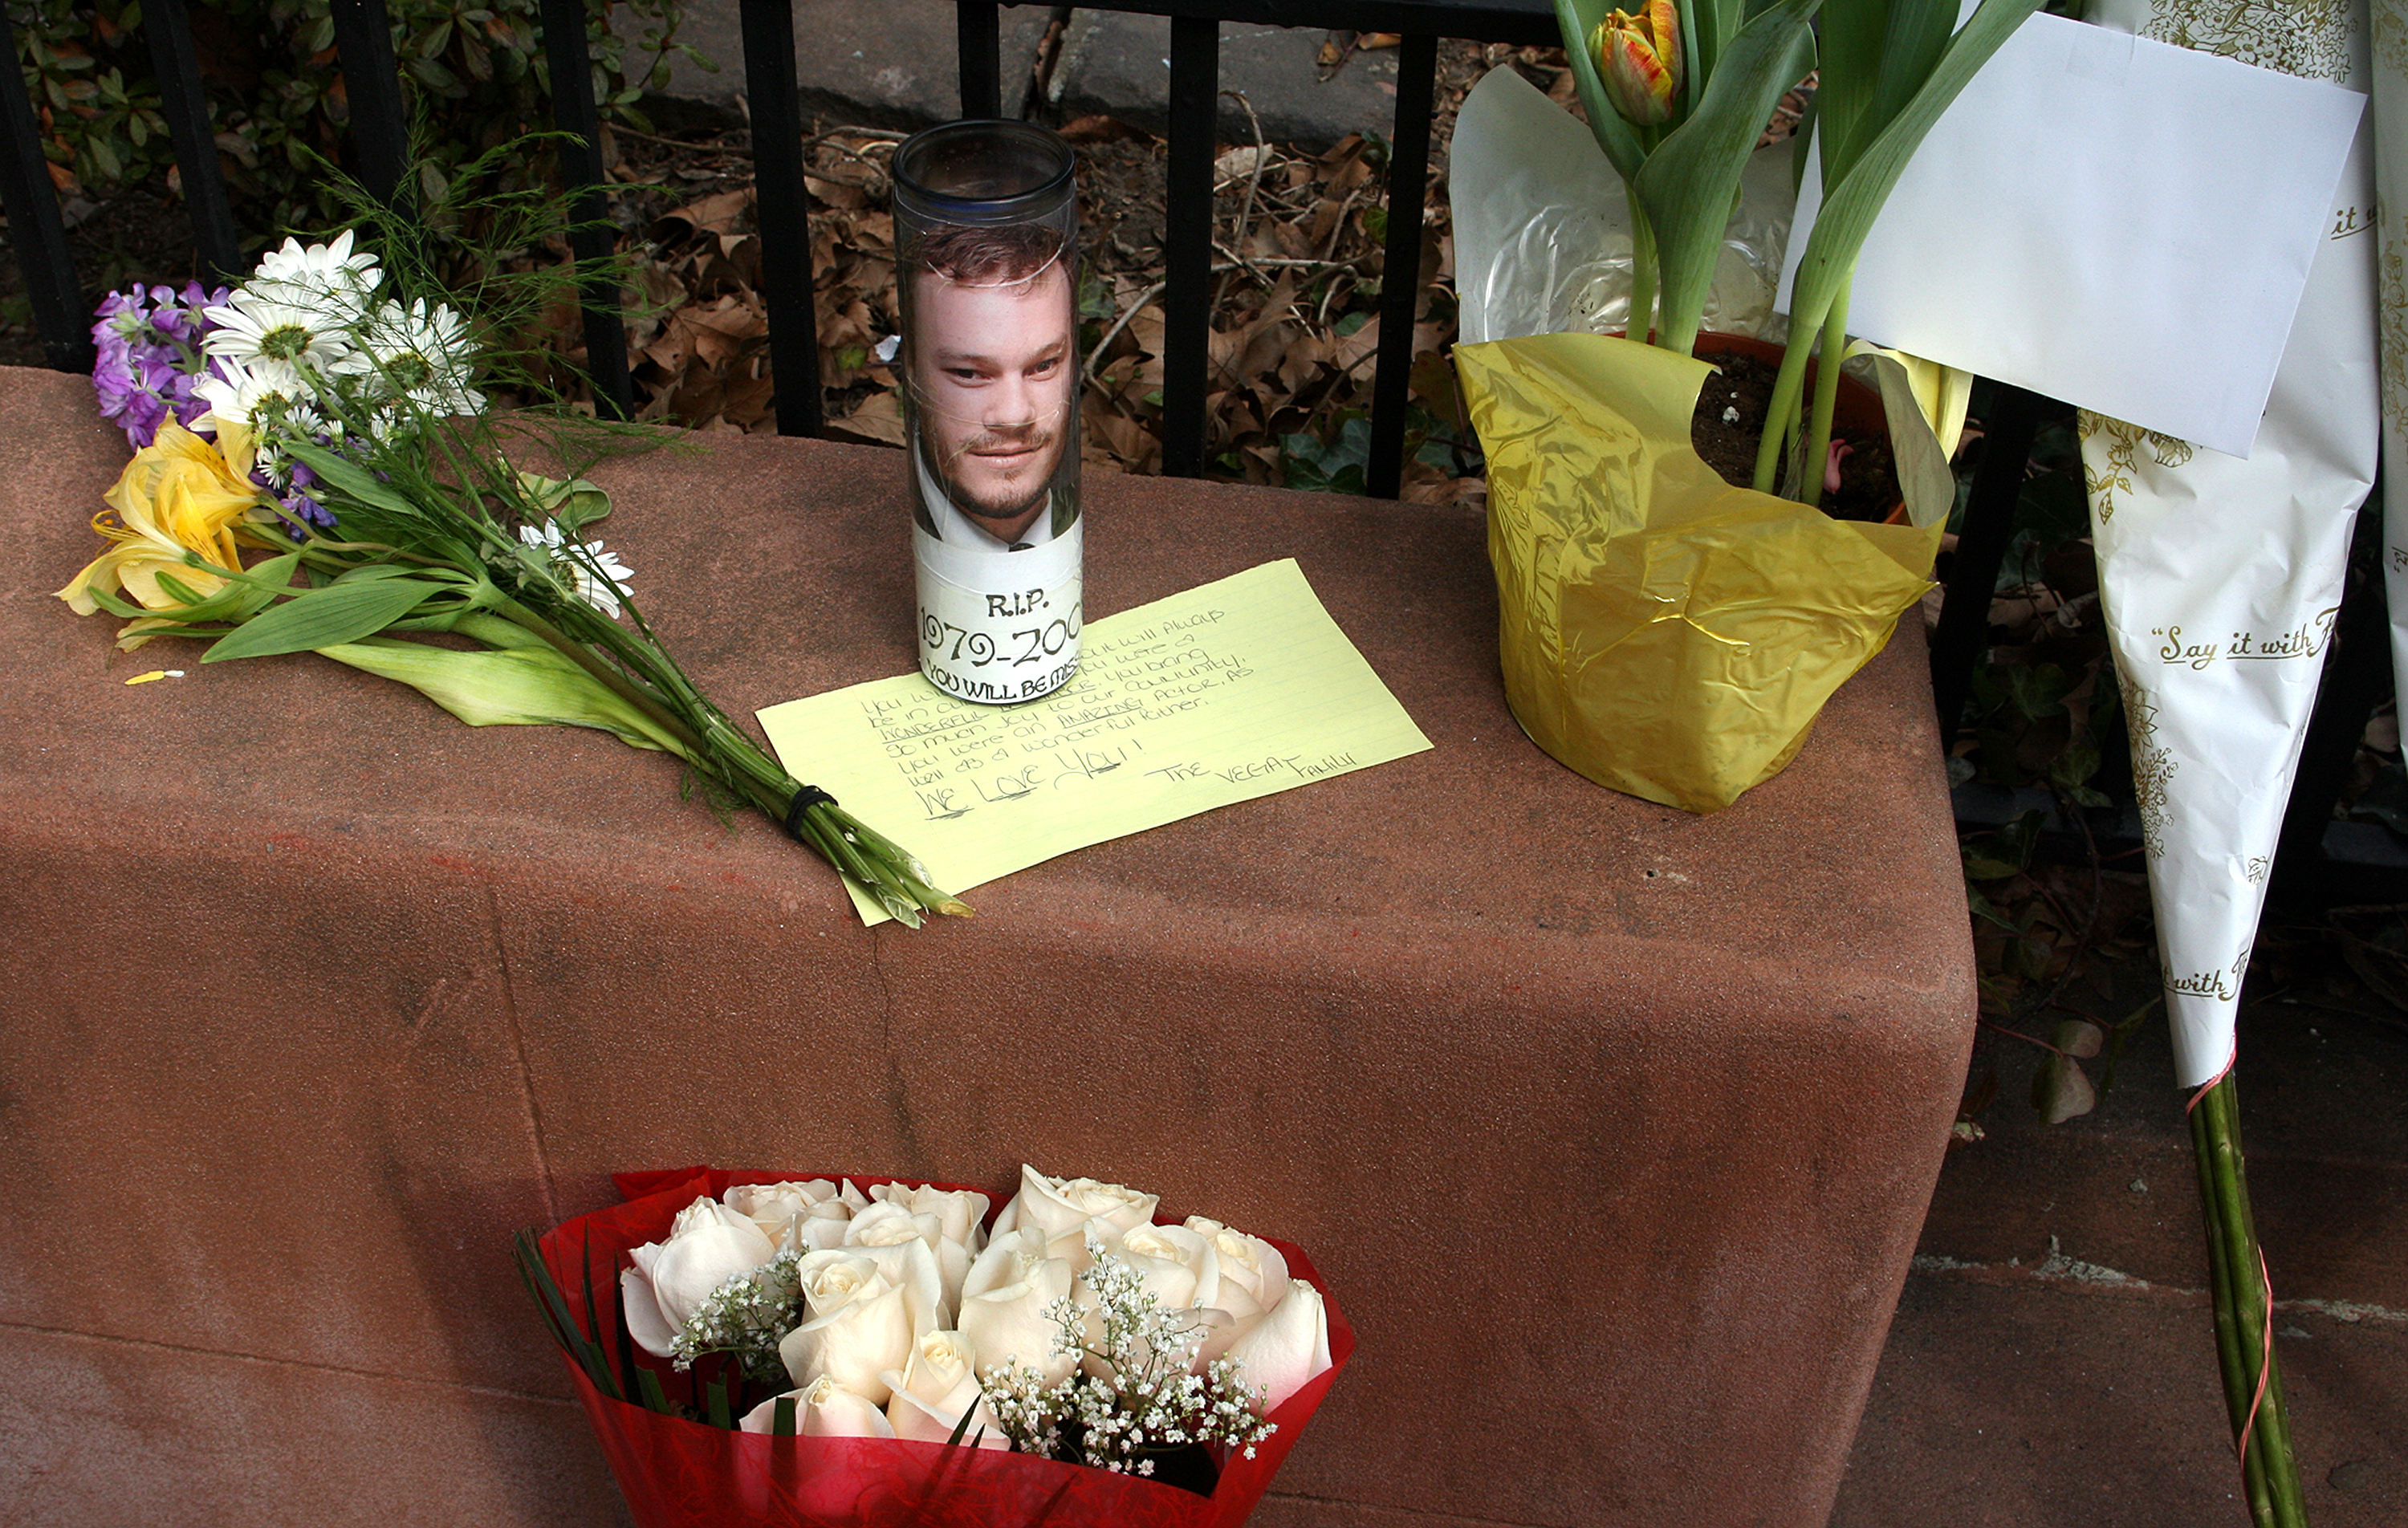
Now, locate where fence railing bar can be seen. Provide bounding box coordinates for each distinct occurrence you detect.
[0,20,89,371]
[1929,384,2044,734]
[328,0,412,213]
[0,12,91,370]
[536,0,632,419]
[957,1,1003,119]
[740,0,824,437]
[1160,15,1218,477]
[140,0,242,282]
[1364,30,1436,500]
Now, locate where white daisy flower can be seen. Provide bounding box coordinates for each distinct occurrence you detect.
[192,356,324,437]
[519,520,635,620]
[352,299,485,417]
[202,288,361,377]
[247,231,383,317]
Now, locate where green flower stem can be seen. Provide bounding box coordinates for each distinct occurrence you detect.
[1751,324,1814,497]
[485,590,963,923]
[2187,1074,2308,1528]
[1800,274,1853,510]
[485,590,714,760]
[1627,184,1659,347]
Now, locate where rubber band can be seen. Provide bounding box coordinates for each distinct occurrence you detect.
[2235,1250,2276,1471]
[783,784,837,841]
[2183,1050,2236,1115]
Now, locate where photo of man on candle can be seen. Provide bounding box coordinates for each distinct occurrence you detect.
[905,221,1080,551]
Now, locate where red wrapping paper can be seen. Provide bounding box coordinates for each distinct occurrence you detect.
[537,1168,1353,1528]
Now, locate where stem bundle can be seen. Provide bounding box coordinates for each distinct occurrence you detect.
[2186,1071,2308,1527]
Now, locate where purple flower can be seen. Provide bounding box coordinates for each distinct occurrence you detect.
[87,283,223,448]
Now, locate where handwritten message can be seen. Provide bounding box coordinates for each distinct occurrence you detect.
[758,559,1433,924]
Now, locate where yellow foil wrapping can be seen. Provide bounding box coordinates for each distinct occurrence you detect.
[1458,331,1940,813]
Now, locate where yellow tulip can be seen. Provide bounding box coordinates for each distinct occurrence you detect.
[1591,1,1683,128]
[56,422,266,620]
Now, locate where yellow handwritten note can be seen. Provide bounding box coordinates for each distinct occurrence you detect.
[757,559,1433,924]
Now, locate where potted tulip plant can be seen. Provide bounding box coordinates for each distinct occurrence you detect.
[1449,0,2040,812]
[1564,0,2037,499]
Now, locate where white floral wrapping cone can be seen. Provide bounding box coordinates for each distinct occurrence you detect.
[2081,0,2379,1087]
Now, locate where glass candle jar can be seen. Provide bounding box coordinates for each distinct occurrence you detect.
[892,121,1083,705]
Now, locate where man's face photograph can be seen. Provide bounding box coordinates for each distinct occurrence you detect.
[909,255,1076,546]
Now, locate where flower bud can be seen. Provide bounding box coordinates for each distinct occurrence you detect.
[1590,1,1682,128]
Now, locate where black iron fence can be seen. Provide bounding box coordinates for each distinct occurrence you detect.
[2,0,2397,900]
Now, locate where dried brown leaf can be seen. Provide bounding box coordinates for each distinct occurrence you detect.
[828,389,906,448]
[806,174,870,210]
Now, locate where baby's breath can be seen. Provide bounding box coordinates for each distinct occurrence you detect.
[667,1246,805,1385]
[980,1235,1275,1475]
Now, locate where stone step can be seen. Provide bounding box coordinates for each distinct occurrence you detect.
[1843,943,2408,1526]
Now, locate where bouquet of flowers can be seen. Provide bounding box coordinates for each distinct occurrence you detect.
[518,1165,1349,1526]
[55,197,962,925]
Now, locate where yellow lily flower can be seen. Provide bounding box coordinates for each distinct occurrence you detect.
[1592,0,1683,128]
[104,417,260,530]
[56,422,266,619]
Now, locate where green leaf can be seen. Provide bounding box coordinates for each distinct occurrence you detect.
[1632,0,1818,353]
[636,1366,670,1414]
[1681,0,1749,112]
[1554,0,1654,185]
[772,1396,798,1437]
[516,469,612,534]
[1787,0,2042,346]
[314,635,677,751]
[510,1229,622,1401]
[1960,851,2025,882]
[283,441,435,524]
[200,575,448,662]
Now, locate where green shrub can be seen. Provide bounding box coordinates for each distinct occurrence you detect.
[10,0,703,240]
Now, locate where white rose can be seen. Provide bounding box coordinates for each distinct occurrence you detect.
[957,1235,1079,1385]
[857,1203,978,1309]
[777,1250,918,1404]
[843,1203,951,1331]
[620,1195,779,1357]
[1116,1222,1217,1313]
[1222,1277,1332,1415]
[960,1226,1040,1302]
[792,1198,855,1251]
[738,1375,897,1439]
[871,1183,992,1251]
[991,1165,1158,1246]
[1183,1217,1288,1321]
[836,1178,872,1212]
[723,1180,839,1247]
[879,1329,1010,1448]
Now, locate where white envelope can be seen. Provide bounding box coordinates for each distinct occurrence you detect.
[1782,11,2364,458]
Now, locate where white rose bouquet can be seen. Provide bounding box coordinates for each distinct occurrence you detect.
[518,1165,1349,1525]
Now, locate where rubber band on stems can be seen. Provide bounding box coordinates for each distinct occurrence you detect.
[781,784,838,842]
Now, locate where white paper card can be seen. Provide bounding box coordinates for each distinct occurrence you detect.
[1782,12,2364,458]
